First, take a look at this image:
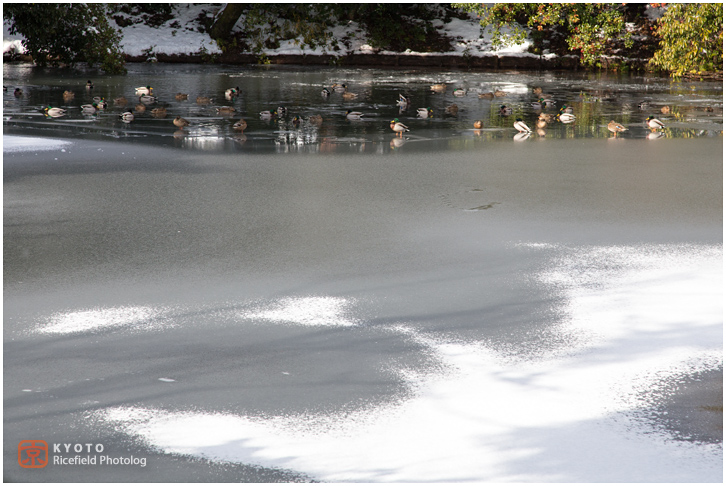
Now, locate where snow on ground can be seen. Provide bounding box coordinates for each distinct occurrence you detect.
[4,4,539,59]
[2,135,72,153]
[96,243,722,482]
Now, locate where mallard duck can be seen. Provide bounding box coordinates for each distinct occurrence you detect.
[93,97,108,109]
[473,120,484,129]
[660,106,670,114]
[532,87,543,95]
[113,96,127,105]
[479,92,495,99]
[135,86,153,96]
[342,91,359,100]
[557,113,575,123]
[444,104,458,116]
[135,103,146,113]
[607,120,628,134]
[309,114,323,124]
[260,110,276,120]
[151,107,167,118]
[531,99,543,109]
[225,86,240,99]
[514,118,531,132]
[276,106,288,117]
[332,83,347,93]
[499,105,513,116]
[559,105,573,114]
[196,96,211,104]
[13,88,23,97]
[541,97,556,107]
[63,90,75,101]
[216,106,236,114]
[81,103,98,114]
[535,119,547,129]
[119,111,134,122]
[397,94,411,107]
[139,95,157,104]
[86,80,94,90]
[453,88,467,97]
[539,112,555,122]
[390,118,409,137]
[173,116,190,128]
[44,106,66,117]
[430,83,446,93]
[494,90,507,97]
[291,116,301,127]
[232,119,247,131]
[417,107,433,118]
[646,116,665,130]
[175,93,189,101]
[345,110,363,120]
[321,87,331,97]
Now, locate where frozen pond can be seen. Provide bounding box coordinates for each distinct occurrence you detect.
[3,64,723,482]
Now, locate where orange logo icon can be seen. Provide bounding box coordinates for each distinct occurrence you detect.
[18,440,48,468]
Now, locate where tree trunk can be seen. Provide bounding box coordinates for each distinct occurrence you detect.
[209,3,246,40]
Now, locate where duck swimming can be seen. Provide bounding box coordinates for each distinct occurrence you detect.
[44,106,66,118]
[119,111,134,122]
[173,116,190,128]
[499,105,513,116]
[557,113,576,123]
[232,119,247,131]
[81,103,98,114]
[345,110,364,120]
[135,86,153,96]
[417,107,433,118]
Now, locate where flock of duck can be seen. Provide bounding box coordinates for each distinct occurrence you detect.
[34,79,670,139]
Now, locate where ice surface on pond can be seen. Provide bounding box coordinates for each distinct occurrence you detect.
[240,296,361,327]
[96,243,722,483]
[3,135,72,152]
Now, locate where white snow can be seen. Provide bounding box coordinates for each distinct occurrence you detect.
[37,306,170,335]
[240,296,360,327]
[3,135,72,153]
[97,243,723,483]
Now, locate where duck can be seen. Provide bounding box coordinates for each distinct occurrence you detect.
[532,87,543,95]
[86,80,94,90]
[540,97,556,107]
[453,88,467,97]
[444,103,458,116]
[139,95,157,104]
[292,115,301,127]
[390,118,409,137]
[232,119,247,131]
[494,90,507,97]
[531,99,543,109]
[539,112,555,123]
[514,118,531,132]
[607,120,628,135]
[473,120,484,129]
[216,106,236,114]
[321,87,331,97]
[62,90,75,101]
[637,101,650,110]
[259,110,276,120]
[660,106,670,114]
[44,106,66,117]
[430,83,446,93]
[93,97,108,109]
[175,93,189,101]
[276,106,288,117]
[559,105,573,114]
[173,116,190,128]
[135,103,146,113]
[81,103,98,114]
[13,88,23,97]
[196,96,212,104]
[113,96,127,106]
[557,113,576,123]
[345,110,364,120]
[417,107,433,118]
[309,114,323,124]
[646,116,665,130]
[135,86,153,96]
[225,86,240,99]
[119,111,134,122]
[479,92,495,99]
[342,90,359,100]
[396,94,411,107]
[499,105,513,116]
[151,107,167,117]
[332,83,347,93]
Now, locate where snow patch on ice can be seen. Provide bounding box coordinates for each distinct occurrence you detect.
[37,306,170,335]
[240,296,360,327]
[3,135,73,153]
